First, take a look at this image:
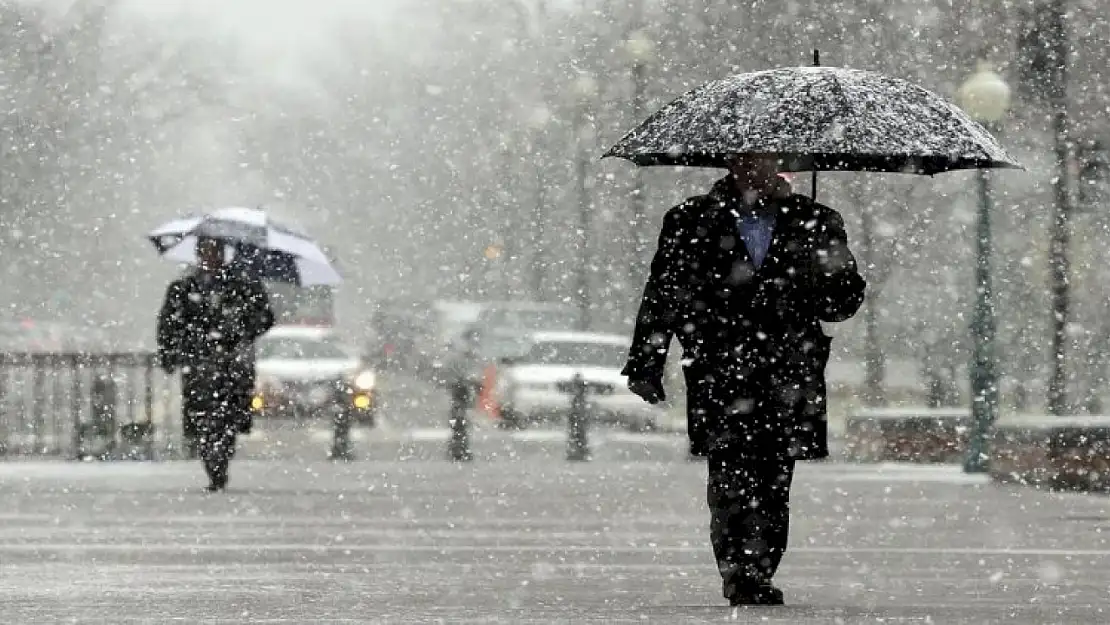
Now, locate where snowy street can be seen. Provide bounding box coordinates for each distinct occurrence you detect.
[0,0,1106,622]
[2,451,1108,623]
[236,421,695,463]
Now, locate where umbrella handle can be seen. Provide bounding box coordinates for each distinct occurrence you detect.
[811,49,820,201]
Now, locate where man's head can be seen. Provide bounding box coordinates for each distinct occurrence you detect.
[196,237,225,271]
[728,155,784,198]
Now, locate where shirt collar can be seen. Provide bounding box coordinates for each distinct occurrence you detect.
[733,207,776,222]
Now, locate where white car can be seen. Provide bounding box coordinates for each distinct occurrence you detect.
[254,326,377,423]
[492,331,662,431]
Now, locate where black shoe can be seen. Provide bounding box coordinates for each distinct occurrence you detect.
[205,472,228,492]
[727,583,784,607]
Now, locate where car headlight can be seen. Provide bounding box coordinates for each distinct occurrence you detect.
[353,371,377,390]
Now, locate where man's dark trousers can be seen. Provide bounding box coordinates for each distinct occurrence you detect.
[696,367,802,598]
[707,446,796,597]
[184,366,239,487]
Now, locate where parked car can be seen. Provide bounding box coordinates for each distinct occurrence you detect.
[489,331,662,432]
[252,326,377,425]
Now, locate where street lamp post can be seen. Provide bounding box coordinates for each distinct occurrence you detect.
[573,75,598,332]
[526,105,553,301]
[1046,0,1071,416]
[958,63,1011,473]
[498,134,515,301]
[624,30,656,287]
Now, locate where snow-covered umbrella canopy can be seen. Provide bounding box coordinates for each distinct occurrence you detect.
[604,66,1022,175]
[148,207,341,287]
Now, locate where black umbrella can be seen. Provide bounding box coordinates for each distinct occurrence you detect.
[603,65,1021,177]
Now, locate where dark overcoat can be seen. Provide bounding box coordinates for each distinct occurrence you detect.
[156,266,275,435]
[623,177,866,460]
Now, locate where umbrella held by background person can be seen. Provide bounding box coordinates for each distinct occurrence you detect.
[148,206,341,287]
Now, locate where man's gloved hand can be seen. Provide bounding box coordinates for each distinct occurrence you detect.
[235,412,253,435]
[628,376,666,405]
[157,356,177,376]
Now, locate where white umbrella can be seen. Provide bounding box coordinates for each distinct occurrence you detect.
[148,207,341,286]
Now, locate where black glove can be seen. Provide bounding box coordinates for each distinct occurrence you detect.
[688,439,709,458]
[158,356,177,375]
[687,411,710,458]
[628,376,666,405]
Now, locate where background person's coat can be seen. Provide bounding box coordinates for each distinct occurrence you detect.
[157,266,275,435]
[624,177,866,460]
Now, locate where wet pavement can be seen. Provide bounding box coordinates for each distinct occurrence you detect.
[1,434,1108,623]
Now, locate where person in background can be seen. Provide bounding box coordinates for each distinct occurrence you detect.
[157,237,274,491]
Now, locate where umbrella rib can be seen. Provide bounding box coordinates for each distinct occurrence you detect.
[822,70,856,171]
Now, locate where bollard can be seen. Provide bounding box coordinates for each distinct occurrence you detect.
[566,374,590,462]
[79,374,118,461]
[142,357,155,460]
[447,379,473,462]
[331,405,354,461]
[184,435,199,460]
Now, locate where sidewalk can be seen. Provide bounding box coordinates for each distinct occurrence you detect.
[237,421,697,462]
[0,455,1106,623]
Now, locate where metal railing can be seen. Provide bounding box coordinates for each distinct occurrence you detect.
[0,352,172,460]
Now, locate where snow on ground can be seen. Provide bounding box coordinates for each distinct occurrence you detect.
[1,446,1109,623]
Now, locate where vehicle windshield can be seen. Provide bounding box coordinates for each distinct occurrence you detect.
[257,336,352,360]
[522,340,626,368]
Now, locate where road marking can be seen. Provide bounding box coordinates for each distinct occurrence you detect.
[605,431,686,444]
[262,427,685,445]
[506,429,568,442]
[2,543,1108,557]
[0,561,1054,577]
[800,465,993,485]
[0,460,1010,487]
[404,428,450,441]
[302,429,370,442]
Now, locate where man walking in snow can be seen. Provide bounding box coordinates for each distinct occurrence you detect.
[624,155,866,606]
